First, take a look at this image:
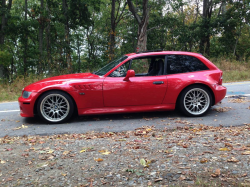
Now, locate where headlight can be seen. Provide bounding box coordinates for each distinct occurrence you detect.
[22,91,32,98]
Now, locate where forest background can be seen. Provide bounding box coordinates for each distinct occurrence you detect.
[0,0,250,101]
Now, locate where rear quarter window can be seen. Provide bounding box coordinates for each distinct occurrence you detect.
[167,55,209,74]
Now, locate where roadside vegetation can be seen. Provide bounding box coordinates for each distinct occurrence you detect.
[213,58,250,83]
[0,58,250,102]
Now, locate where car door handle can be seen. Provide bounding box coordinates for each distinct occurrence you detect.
[153,81,164,85]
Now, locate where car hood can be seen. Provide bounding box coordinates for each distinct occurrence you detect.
[24,73,100,92]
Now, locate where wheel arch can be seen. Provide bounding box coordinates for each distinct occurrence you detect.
[176,83,215,108]
[33,89,78,116]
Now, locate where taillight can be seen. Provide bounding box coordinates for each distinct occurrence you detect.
[218,75,223,85]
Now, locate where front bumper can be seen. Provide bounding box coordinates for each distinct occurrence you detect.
[18,92,39,117]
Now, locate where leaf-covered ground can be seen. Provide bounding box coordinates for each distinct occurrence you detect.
[1,124,250,186]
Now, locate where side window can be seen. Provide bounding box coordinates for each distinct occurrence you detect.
[167,55,209,74]
[130,56,165,76]
[109,56,165,77]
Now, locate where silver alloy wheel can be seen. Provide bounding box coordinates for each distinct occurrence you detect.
[40,94,70,122]
[183,88,210,115]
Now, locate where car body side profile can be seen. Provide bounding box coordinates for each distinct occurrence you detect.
[18,51,227,123]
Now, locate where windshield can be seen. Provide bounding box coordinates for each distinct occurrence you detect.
[94,56,128,76]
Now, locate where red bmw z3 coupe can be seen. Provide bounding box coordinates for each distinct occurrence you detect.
[19,51,227,123]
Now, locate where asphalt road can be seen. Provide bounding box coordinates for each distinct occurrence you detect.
[0,81,249,137]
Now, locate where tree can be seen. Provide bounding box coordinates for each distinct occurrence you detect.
[127,0,149,52]
[38,0,44,74]
[0,0,12,79]
[109,0,127,61]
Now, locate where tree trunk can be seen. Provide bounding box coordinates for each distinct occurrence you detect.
[0,0,6,46]
[0,0,12,79]
[62,0,71,73]
[23,0,28,75]
[38,0,44,74]
[137,11,149,52]
[127,0,149,52]
[77,35,81,72]
[199,0,212,56]
[109,0,115,61]
[45,2,51,74]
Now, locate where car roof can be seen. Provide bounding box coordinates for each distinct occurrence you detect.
[125,51,203,58]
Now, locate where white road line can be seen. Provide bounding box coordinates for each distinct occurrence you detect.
[0,110,20,113]
[226,94,250,98]
[0,101,18,104]
[223,82,250,86]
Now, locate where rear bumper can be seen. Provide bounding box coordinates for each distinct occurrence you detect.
[18,92,39,117]
[213,84,227,105]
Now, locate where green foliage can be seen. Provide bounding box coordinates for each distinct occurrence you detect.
[0,0,249,84]
[0,50,11,67]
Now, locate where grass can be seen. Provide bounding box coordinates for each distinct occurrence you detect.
[212,58,250,83]
[0,75,45,102]
[0,59,249,102]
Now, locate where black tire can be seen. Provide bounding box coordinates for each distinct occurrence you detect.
[178,85,212,117]
[36,91,74,123]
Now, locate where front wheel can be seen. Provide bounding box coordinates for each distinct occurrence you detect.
[37,91,74,123]
[178,85,212,117]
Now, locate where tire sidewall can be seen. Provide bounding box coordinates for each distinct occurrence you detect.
[178,85,212,117]
[37,91,74,124]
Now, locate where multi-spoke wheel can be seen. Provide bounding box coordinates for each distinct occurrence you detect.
[178,85,212,117]
[37,91,74,123]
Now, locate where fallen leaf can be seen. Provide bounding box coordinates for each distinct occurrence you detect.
[47,149,54,154]
[22,124,28,128]
[227,157,239,162]
[61,173,67,176]
[48,155,54,159]
[140,158,147,167]
[156,137,163,140]
[179,175,186,180]
[215,169,221,175]
[80,149,86,153]
[117,139,126,141]
[140,158,151,167]
[211,169,220,178]
[155,178,163,182]
[94,158,103,162]
[0,160,6,164]
[182,144,188,148]
[200,158,208,163]
[101,151,111,155]
[219,147,230,151]
[13,124,28,130]
[98,150,106,153]
[62,151,70,155]
[242,151,250,155]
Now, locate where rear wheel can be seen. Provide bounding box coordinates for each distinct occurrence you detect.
[37,91,74,123]
[178,85,212,117]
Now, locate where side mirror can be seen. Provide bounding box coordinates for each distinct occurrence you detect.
[123,70,135,81]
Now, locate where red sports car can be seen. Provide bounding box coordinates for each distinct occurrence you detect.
[18,51,226,123]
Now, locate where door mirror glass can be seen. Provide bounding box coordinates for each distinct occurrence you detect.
[123,70,135,81]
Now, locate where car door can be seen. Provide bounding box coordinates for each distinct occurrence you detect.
[103,56,168,107]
